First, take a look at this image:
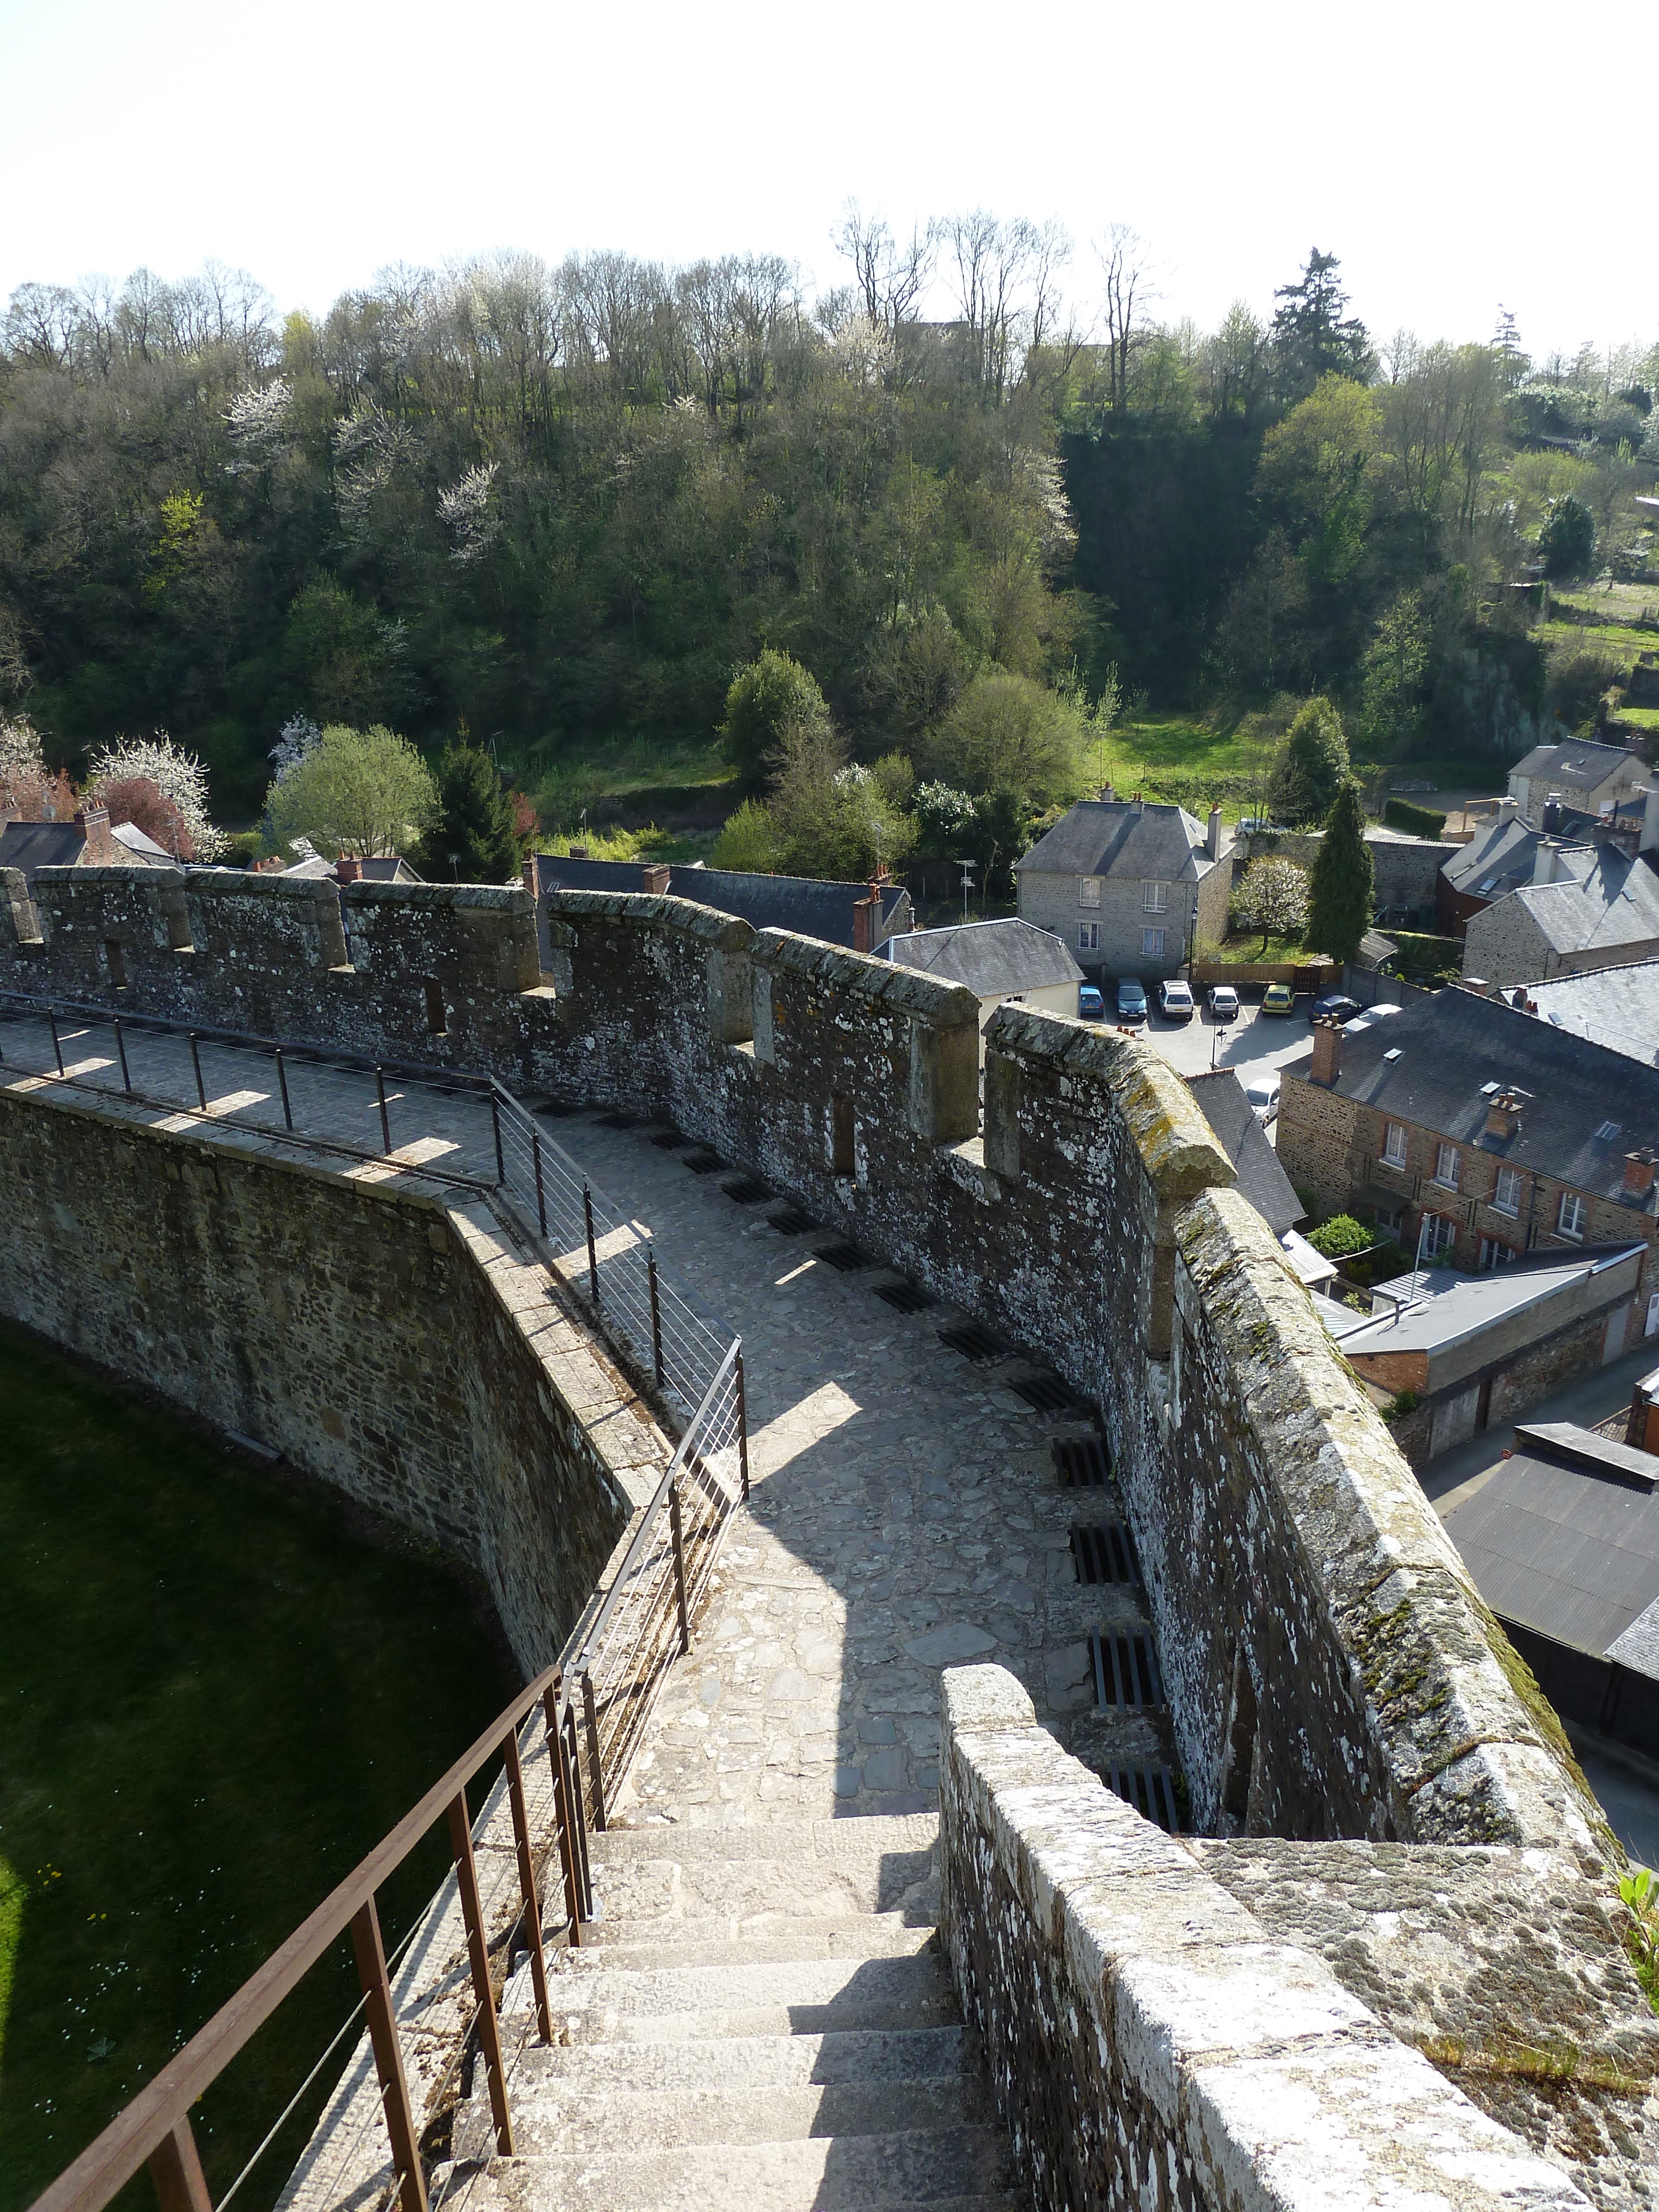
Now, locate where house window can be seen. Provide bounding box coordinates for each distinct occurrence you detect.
[1479,1237,1516,1271]
[1422,1214,1458,1259]
[1492,1166,1522,1217]
[1433,1142,1460,1190]
[1079,877,1102,909]
[1141,880,1168,914]
[1141,928,1165,961]
[1558,1191,1586,1240]
[1382,1121,1407,1167]
[1375,1203,1405,1240]
[1079,921,1100,953]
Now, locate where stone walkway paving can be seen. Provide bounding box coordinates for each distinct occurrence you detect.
[531,1108,1168,1825]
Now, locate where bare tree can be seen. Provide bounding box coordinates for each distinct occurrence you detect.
[1095,225,1156,415]
[833,204,934,342]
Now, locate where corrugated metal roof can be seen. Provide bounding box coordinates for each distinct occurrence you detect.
[1442,1427,1659,1657]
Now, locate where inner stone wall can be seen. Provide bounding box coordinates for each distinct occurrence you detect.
[0,863,1604,1855]
[0,1078,660,1674]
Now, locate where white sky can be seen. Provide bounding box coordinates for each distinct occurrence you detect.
[3,0,1651,365]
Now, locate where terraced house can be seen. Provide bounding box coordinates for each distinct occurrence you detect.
[1277,987,1659,1312]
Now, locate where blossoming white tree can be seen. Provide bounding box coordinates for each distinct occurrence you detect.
[87,733,227,859]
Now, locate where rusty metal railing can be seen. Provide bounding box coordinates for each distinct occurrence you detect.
[25,1333,749,2212]
[0,990,729,1426]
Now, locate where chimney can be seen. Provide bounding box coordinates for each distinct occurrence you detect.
[521,853,542,900]
[335,854,363,884]
[1624,1149,1656,1200]
[1309,1016,1344,1088]
[0,792,18,829]
[640,862,671,895]
[1134,791,1145,811]
[569,843,590,859]
[1532,841,1559,886]
[1099,781,1115,804]
[1207,804,1223,862]
[74,805,114,864]
[1485,1089,1523,1140]
[1542,795,1562,834]
[853,890,881,954]
[1498,795,1520,822]
[1641,786,1659,859]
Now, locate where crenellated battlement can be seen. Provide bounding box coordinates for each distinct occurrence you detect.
[0,865,1606,1860]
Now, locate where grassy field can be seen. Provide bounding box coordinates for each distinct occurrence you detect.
[0,1325,516,2211]
[520,734,738,838]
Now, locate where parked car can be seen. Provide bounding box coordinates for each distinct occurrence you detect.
[1115,977,1147,1024]
[1245,1072,1281,1123]
[1310,993,1363,1024]
[1157,978,1194,1022]
[1207,984,1240,1022]
[1344,1003,1402,1033]
[1261,982,1296,1017]
[1078,983,1105,1020]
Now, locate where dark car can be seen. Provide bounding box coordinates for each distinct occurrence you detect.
[1078,983,1105,1021]
[1115,977,1147,1024]
[1311,993,1363,1024]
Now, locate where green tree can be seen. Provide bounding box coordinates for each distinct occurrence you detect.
[1269,249,1375,403]
[764,722,916,879]
[1305,780,1374,965]
[921,670,1087,805]
[1267,697,1350,826]
[711,799,780,871]
[1255,376,1380,583]
[265,723,439,859]
[720,651,832,784]
[1537,494,1597,578]
[283,581,414,728]
[1359,590,1433,756]
[424,742,520,882]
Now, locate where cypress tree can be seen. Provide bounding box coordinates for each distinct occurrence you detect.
[427,742,520,883]
[1306,780,1374,966]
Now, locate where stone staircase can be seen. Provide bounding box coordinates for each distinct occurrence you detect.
[444,1813,1020,2211]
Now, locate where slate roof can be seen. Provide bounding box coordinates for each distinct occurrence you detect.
[1442,813,1566,900]
[111,821,174,861]
[1015,800,1218,885]
[1284,987,1659,1209]
[1525,962,1659,1066]
[283,853,424,883]
[879,918,1082,999]
[1442,1421,1659,1658]
[1495,846,1659,958]
[1185,1068,1303,1239]
[1509,738,1642,794]
[533,855,910,946]
[0,820,169,884]
[1321,1243,1645,1357]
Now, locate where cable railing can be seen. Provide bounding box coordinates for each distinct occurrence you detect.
[20,1167,749,2211]
[0,988,729,1426]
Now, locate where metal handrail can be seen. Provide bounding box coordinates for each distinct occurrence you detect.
[0,989,730,1422]
[25,1334,749,2212]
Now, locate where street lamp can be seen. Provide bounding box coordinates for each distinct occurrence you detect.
[958,860,977,925]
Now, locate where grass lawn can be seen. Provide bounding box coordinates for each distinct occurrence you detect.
[1617,704,1659,734]
[1540,615,1659,661]
[520,734,739,835]
[0,1324,517,2211]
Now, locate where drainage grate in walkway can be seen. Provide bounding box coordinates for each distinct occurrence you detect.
[1009,1370,1088,1416]
[722,1176,771,1205]
[651,1129,692,1150]
[683,1149,724,1174]
[1108,1765,1181,1833]
[813,1241,865,1272]
[873,1280,936,1314]
[1052,1434,1111,1488]
[535,1098,577,1119]
[937,1319,1005,1363]
[1070,1522,1141,1587]
[1089,1630,1165,1712]
[767,1204,813,1235]
[596,1109,639,1130]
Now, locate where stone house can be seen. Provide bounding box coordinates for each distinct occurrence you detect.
[1276,987,1659,1306]
[1506,736,1646,822]
[526,854,912,952]
[0,805,172,889]
[1523,961,1659,1063]
[1460,834,1659,986]
[1014,795,1232,981]
[877,917,1082,1056]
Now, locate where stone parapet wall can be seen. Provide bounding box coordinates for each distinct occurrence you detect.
[0,1079,662,1674]
[0,868,1605,1855]
[937,1665,1599,2212]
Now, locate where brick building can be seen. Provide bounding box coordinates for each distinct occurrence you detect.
[1014,793,1232,981]
[1276,988,1659,1309]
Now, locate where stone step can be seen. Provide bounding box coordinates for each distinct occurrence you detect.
[465,2127,1015,2210]
[547,1948,948,2018]
[456,2076,977,2161]
[591,1812,938,1864]
[556,1911,937,1973]
[484,2025,971,2093]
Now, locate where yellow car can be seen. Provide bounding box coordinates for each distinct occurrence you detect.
[1261,982,1296,1016]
